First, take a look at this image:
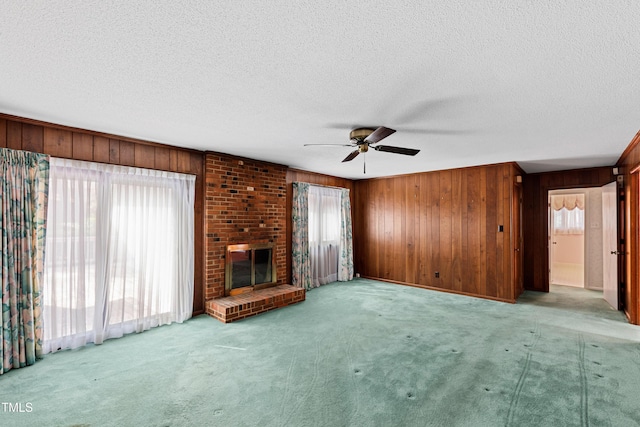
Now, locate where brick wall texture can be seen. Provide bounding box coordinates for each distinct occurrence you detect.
[204,153,288,300]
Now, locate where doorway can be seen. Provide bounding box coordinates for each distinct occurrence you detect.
[547,185,620,311]
[549,191,586,288]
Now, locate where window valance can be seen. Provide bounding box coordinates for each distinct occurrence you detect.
[551,194,584,211]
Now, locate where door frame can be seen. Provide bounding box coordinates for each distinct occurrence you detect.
[547,189,588,289]
[602,181,619,309]
[626,168,638,323]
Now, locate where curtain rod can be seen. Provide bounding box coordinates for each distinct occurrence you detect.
[296,181,349,191]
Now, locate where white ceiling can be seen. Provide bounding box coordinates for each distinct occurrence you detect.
[1,1,639,179]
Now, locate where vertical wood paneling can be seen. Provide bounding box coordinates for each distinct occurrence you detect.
[479,168,487,296]
[485,166,498,297]
[93,136,110,163]
[7,121,22,150]
[512,173,524,298]
[109,139,120,163]
[43,128,72,158]
[352,163,519,302]
[22,124,44,153]
[501,165,513,300]
[616,129,640,325]
[449,169,461,291]
[177,151,191,173]
[191,153,204,316]
[417,174,429,284]
[72,132,94,161]
[383,178,393,279]
[430,173,440,286]
[438,170,452,289]
[134,144,155,169]
[119,141,135,166]
[496,165,506,298]
[467,168,481,295]
[169,149,179,171]
[0,119,6,147]
[155,146,171,170]
[394,177,405,281]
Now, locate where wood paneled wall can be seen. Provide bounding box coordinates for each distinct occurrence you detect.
[0,114,206,314]
[522,167,615,293]
[352,163,522,303]
[285,169,355,283]
[616,129,640,325]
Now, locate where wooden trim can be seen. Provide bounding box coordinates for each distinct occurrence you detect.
[629,162,640,175]
[617,129,640,167]
[360,275,517,304]
[627,171,639,324]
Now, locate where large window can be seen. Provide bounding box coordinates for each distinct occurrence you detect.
[291,182,354,290]
[308,185,342,286]
[43,158,195,353]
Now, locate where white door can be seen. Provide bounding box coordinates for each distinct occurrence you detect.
[602,182,618,309]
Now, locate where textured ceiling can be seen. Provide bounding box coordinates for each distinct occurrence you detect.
[1,1,639,179]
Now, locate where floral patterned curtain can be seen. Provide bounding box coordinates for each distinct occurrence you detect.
[291,182,312,289]
[338,188,354,281]
[1,148,50,375]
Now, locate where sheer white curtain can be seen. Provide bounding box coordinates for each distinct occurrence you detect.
[43,158,195,353]
[308,185,342,287]
[551,194,585,235]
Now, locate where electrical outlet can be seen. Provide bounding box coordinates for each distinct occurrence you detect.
[435,272,440,278]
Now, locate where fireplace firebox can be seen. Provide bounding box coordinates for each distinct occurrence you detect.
[225,243,277,295]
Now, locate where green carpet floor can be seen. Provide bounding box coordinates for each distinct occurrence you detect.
[2,279,639,426]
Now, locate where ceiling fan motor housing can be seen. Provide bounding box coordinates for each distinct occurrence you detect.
[349,128,375,142]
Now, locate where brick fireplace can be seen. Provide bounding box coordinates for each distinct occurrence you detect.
[203,153,304,322]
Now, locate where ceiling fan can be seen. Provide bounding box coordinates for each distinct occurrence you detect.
[304,126,420,173]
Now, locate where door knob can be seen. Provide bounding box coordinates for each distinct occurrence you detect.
[611,251,622,255]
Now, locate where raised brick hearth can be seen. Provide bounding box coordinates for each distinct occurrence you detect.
[206,285,305,323]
